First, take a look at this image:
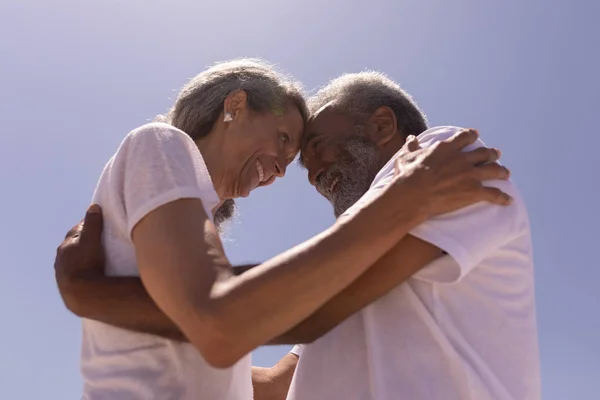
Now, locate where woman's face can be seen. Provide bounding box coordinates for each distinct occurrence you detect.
[221,92,305,199]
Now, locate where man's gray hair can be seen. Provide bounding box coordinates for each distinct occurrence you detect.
[157,58,308,140]
[308,71,428,137]
[156,58,309,226]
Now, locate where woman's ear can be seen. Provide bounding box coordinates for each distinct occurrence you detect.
[223,90,249,120]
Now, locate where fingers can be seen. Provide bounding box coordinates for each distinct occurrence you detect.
[472,162,511,181]
[445,128,479,150]
[479,186,513,205]
[80,204,104,241]
[65,221,83,240]
[405,135,421,152]
[463,146,501,166]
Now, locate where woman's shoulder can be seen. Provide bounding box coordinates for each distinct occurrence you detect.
[120,122,198,155]
[128,122,191,142]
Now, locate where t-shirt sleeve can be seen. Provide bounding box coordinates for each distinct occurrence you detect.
[290,345,303,356]
[408,180,527,283]
[341,126,529,284]
[119,123,208,238]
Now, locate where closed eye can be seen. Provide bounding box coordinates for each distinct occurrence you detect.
[310,138,322,151]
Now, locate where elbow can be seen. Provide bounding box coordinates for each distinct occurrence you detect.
[194,329,248,369]
[55,274,86,317]
[200,347,244,369]
[190,307,251,369]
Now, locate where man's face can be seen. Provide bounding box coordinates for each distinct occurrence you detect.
[300,107,383,217]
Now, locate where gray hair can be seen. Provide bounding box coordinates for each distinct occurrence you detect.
[155,58,309,226]
[308,71,428,137]
[157,58,308,140]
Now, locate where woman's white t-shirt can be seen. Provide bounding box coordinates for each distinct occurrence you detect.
[81,122,252,400]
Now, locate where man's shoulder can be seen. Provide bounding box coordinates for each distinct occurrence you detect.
[418,126,465,145]
[372,126,468,187]
[418,126,464,137]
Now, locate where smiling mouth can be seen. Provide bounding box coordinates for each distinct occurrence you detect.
[328,177,340,195]
[317,174,341,198]
[256,159,265,184]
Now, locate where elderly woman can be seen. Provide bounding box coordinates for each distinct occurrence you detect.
[56,59,509,399]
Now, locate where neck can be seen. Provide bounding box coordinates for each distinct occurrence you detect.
[377,133,406,168]
[195,126,229,200]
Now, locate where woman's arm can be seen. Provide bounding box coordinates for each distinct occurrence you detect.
[132,192,421,368]
[132,129,509,368]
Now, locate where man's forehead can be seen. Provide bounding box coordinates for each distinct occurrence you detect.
[302,106,352,146]
[298,105,354,166]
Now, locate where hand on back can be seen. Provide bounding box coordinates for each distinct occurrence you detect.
[387,128,512,219]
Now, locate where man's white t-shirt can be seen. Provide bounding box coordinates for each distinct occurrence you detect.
[81,123,252,400]
[287,126,541,400]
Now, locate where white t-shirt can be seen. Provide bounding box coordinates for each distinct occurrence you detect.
[287,126,541,400]
[81,123,252,400]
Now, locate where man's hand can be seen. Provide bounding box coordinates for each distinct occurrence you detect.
[53,205,257,340]
[54,205,105,308]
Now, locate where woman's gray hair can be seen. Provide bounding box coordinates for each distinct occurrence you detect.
[155,58,309,226]
[156,58,308,140]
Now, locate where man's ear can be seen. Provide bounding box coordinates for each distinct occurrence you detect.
[365,106,397,147]
[223,90,249,119]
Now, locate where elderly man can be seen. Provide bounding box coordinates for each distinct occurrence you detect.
[55,72,539,400]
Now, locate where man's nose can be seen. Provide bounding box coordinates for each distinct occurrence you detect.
[307,163,324,186]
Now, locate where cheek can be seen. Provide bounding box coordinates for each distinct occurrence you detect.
[249,119,281,153]
[236,123,271,154]
[318,143,343,163]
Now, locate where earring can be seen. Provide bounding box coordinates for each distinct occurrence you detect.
[224,112,233,122]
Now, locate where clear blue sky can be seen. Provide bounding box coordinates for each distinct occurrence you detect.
[1,0,598,398]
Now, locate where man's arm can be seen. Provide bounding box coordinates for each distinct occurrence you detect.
[56,130,508,364]
[269,234,442,344]
[271,128,520,344]
[59,272,253,341]
[56,208,437,344]
[252,353,298,400]
[56,210,256,342]
[57,223,439,345]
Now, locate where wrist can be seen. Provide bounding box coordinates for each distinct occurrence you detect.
[330,193,419,253]
[55,270,105,317]
[388,174,430,224]
[55,268,103,299]
[363,181,428,231]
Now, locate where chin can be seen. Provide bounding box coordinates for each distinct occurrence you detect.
[332,189,369,218]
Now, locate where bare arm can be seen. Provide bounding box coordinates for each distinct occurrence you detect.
[57,219,441,345]
[57,130,504,368]
[57,194,422,362]
[57,254,256,342]
[252,353,298,400]
[269,234,443,344]
[55,206,256,342]
[133,191,422,368]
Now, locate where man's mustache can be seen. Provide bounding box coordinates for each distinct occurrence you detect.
[316,167,343,199]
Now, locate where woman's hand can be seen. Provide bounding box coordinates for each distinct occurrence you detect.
[390,128,511,220]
